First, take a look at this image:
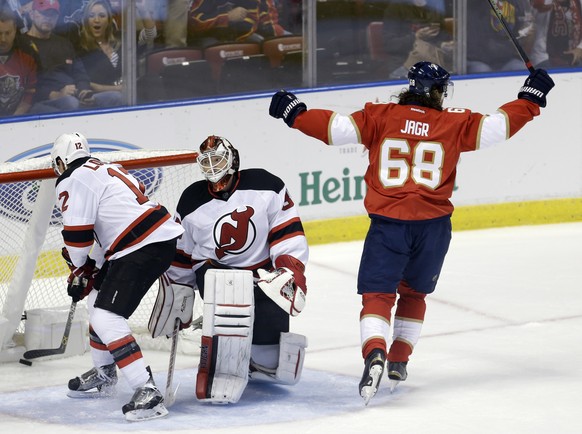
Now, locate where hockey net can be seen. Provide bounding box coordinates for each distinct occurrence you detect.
[0,150,204,360]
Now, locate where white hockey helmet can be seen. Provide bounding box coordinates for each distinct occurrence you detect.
[197,135,240,186]
[51,132,91,175]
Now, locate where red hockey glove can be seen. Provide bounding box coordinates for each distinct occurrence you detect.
[67,274,95,302]
[62,247,99,302]
[257,255,307,316]
[62,247,98,277]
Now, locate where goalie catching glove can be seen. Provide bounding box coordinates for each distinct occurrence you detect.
[257,255,307,316]
[62,247,99,302]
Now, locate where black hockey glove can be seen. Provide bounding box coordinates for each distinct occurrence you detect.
[517,69,554,108]
[269,90,307,127]
[67,275,94,302]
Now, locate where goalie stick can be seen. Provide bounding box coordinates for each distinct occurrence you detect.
[164,315,203,407]
[22,301,77,360]
[164,317,181,408]
[486,0,535,73]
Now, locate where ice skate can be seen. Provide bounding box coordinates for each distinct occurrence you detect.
[122,367,168,422]
[387,361,408,392]
[359,349,386,405]
[67,362,117,398]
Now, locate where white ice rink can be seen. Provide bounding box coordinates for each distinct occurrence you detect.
[1,222,581,434]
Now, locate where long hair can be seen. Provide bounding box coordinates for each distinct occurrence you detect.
[79,0,120,52]
[396,89,444,111]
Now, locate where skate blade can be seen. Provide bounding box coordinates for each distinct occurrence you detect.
[389,379,401,393]
[125,403,169,422]
[67,386,117,399]
[359,364,383,406]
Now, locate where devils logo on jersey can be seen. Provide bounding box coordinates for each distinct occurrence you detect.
[214,206,257,259]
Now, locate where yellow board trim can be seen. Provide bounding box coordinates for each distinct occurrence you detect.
[303,198,582,245]
[0,251,69,283]
[1,199,580,281]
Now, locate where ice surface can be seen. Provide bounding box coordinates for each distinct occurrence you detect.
[1,223,581,434]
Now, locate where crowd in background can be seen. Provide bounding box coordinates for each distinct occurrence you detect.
[0,0,579,118]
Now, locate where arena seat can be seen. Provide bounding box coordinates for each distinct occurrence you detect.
[138,48,204,102]
[203,43,262,83]
[262,35,303,68]
[145,48,204,76]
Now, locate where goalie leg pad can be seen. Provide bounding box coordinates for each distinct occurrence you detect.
[196,269,254,404]
[148,274,194,338]
[249,332,307,385]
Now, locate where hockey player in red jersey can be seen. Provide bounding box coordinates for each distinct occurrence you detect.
[51,132,184,421]
[156,135,309,403]
[269,62,554,404]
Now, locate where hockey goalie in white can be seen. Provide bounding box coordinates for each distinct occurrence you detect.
[149,135,309,404]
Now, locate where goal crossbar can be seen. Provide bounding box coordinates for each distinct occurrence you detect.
[0,151,199,183]
[0,149,201,358]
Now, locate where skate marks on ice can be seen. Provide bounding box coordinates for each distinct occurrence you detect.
[0,368,403,431]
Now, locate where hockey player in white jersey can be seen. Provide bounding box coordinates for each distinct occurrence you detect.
[51,132,184,421]
[151,135,309,404]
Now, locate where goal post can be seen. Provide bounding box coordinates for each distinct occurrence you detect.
[0,150,202,360]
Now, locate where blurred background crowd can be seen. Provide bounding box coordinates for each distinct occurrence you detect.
[0,0,578,117]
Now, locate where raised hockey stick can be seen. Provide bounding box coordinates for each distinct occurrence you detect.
[22,301,77,360]
[486,0,535,72]
[164,317,181,408]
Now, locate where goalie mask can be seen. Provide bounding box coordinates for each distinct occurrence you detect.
[197,135,240,191]
[51,132,91,176]
[408,61,453,103]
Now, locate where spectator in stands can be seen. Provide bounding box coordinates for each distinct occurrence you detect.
[382,0,453,79]
[164,0,190,48]
[20,0,88,46]
[76,0,123,107]
[529,1,552,68]
[466,0,534,73]
[108,0,159,51]
[188,0,287,48]
[538,0,582,66]
[22,0,95,113]
[20,0,160,51]
[0,5,38,116]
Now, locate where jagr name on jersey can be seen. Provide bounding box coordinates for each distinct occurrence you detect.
[400,119,430,137]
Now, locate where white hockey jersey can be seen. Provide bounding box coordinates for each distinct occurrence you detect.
[166,168,308,287]
[55,157,184,268]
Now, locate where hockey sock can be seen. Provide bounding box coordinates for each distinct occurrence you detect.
[360,293,396,359]
[89,325,115,368]
[388,282,426,362]
[107,334,149,389]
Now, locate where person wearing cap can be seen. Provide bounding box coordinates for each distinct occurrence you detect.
[21,0,94,113]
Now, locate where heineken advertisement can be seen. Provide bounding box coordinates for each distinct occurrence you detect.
[298,168,366,206]
[0,73,579,222]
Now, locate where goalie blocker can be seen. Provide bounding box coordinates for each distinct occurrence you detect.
[196,269,307,404]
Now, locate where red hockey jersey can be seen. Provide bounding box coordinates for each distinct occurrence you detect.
[293,99,540,220]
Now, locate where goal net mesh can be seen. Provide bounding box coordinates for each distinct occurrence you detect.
[0,150,203,356]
